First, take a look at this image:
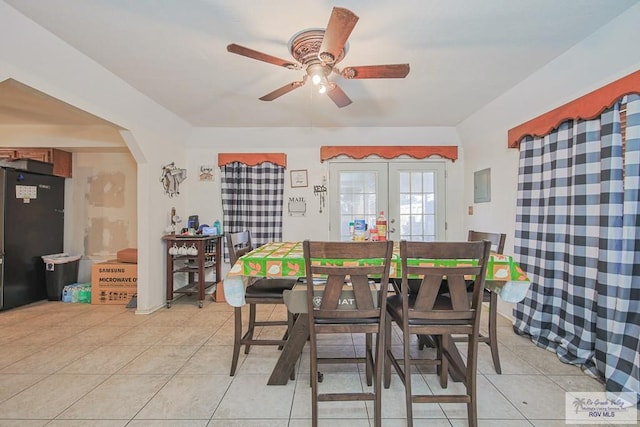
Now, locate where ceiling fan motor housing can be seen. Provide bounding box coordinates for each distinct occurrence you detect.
[288,29,346,68]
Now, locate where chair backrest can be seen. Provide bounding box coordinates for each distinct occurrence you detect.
[467,230,506,254]
[400,240,491,329]
[302,240,394,321]
[226,230,254,265]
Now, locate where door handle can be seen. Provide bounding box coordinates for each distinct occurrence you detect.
[388,218,396,233]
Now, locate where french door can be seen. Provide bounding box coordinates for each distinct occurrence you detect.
[328,161,446,241]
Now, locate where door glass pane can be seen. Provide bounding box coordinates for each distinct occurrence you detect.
[332,168,382,241]
[424,193,435,214]
[411,172,422,192]
[411,194,423,214]
[425,215,435,235]
[423,172,434,192]
[399,172,410,192]
[397,169,439,241]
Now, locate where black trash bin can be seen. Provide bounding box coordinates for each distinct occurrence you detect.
[42,253,81,301]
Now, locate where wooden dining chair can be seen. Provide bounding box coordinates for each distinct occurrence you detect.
[422,230,506,373]
[227,231,297,377]
[384,240,491,427]
[464,230,506,374]
[303,240,393,427]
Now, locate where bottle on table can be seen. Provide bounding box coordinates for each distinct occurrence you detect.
[376,211,387,241]
[370,227,379,241]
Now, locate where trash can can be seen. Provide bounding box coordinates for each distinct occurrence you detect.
[41,253,81,301]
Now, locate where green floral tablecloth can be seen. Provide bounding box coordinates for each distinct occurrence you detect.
[224,241,530,307]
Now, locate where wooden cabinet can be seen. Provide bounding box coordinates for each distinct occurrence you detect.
[163,235,223,308]
[0,149,18,160]
[0,148,72,177]
[49,149,72,178]
[13,149,50,163]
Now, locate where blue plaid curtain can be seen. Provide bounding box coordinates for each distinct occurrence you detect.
[220,161,284,250]
[514,95,640,404]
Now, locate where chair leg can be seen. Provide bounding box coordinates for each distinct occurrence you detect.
[309,325,319,427]
[288,311,296,381]
[468,401,478,427]
[403,324,413,427]
[488,291,502,374]
[384,315,392,388]
[365,332,373,386]
[230,306,242,376]
[373,325,384,427]
[244,303,256,354]
[467,334,479,427]
[439,335,449,389]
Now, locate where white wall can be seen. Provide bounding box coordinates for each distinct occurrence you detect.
[1,1,193,313]
[458,2,640,319]
[185,126,465,274]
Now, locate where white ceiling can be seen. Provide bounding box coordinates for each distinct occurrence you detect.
[3,0,639,128]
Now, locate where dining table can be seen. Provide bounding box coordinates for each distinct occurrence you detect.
[223,241,531,385]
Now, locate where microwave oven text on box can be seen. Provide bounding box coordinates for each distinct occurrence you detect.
[91,261,137,305]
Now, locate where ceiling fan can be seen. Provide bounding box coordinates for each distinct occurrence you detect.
[227,7,410,108]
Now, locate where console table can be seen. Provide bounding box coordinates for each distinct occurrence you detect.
[162,234,222,308]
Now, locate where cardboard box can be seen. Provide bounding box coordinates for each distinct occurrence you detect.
[91,261,137,305]
[116,248,138,263]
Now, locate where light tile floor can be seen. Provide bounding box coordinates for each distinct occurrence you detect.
[0,297,618,426]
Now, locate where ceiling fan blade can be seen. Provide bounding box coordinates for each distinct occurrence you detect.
[319,7,359,65]
[227,43,300,69]
[326,83,352,108]
[341,64,410,79]
[259,80,306,101]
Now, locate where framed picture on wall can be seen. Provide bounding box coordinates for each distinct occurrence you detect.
[290,170,308,188]
[474,168,491,203]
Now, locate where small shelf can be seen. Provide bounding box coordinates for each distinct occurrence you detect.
[173,260,216,273]
[163,234,223,308]
[173,281,216,294]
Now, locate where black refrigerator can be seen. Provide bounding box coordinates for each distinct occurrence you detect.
[0,166,65,311]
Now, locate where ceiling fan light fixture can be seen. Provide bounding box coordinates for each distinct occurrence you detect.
[308,63,329,86]
[227,7,409,108]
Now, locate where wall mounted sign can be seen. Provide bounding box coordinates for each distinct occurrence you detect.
[290,169,308,188]
[199,165,214,181]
